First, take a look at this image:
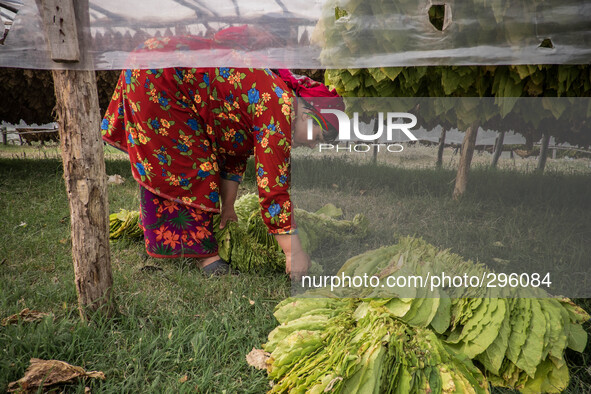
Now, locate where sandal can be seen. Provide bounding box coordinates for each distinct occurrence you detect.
[201,258,231,276]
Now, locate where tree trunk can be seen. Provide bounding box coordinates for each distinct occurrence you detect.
[436,128,446,168]
[491,130,505,168]
[536,132,551,173]
[38,0,115,320]
[53,69,115,320]
[453,123,479,200]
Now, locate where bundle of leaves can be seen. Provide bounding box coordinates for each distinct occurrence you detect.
[215,193,368,272]
[259,237,589,393]
[295,207,368,253]
[109,193,369,273]
[215,214,285,273]
[264,297,489,393]
[109,209,142,240]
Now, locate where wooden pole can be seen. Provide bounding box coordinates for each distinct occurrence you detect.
[536,132,551,173]
[453,123,479,200]
[53,69,114,319]
[436,128,446,168]
[38,0,114,319]
[491,130,505,168]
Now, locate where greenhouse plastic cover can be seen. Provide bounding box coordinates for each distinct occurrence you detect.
[1,0,591,70]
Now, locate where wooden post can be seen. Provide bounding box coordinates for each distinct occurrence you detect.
[453,123,478,200]
[536,132,551,173]
[436,128,446,168]
[38,0,115,319]
[491,130,505,168]
[38,0,80,62]
[1,126,7,145]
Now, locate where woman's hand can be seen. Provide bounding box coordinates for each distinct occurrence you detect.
[219,206,238,229]
[274,233,310,280]
[285,248,311,280]
[219,178,239,229]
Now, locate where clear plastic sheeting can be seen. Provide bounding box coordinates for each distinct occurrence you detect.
[1,0,591,70]
[0,0,22,44]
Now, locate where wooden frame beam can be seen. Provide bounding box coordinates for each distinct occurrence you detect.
[38,0,80,62]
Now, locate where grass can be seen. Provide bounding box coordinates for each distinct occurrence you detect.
[0,157,287,392]
[1,144,591,392]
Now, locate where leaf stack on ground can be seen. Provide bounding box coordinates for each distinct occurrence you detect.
[108,193,368,273]
[258,237,589,393]
[108,209,142,240]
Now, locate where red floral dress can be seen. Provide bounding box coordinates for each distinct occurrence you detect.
[102,65,296,258]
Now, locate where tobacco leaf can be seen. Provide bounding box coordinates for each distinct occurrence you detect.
[1,309,50,326]
[7,358,105,393]
[246,348,271,371]
[106,174,125,185]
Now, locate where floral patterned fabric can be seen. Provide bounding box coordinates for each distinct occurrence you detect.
[102,65,296,236]
[139,186,217,258]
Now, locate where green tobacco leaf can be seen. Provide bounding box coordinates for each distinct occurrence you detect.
[380,67,403,81]
[520,357,569,394]
[401,297,426,324]
[566,323,588,353]
[274,297,345,324]
[406,297,440,328]
[314,203,343,219]
[559,297,591,324]
[542,97,568,119]
[265,314,329,353]
[513,65,533,80]
[366,67,389,84]
[342,344,387,394]
[447,298,491,345]
[475,299,511,375]
[516,299,546,378]
[383,298,413,317]
[507,298,532,365]
[539,299,567,361]
[335,6,349,20]
[461,298,507,359]
[441,68,462,95]
[430,296,451,334]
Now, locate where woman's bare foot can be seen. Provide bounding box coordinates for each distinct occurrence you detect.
[198,255,223,268]
[198,255,231,276]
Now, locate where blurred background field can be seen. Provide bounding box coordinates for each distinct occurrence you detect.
[2,141,591,174]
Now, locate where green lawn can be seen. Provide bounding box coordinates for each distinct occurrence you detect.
[1,145,590,392]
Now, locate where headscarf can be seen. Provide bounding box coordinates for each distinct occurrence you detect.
[276,69,344,137]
